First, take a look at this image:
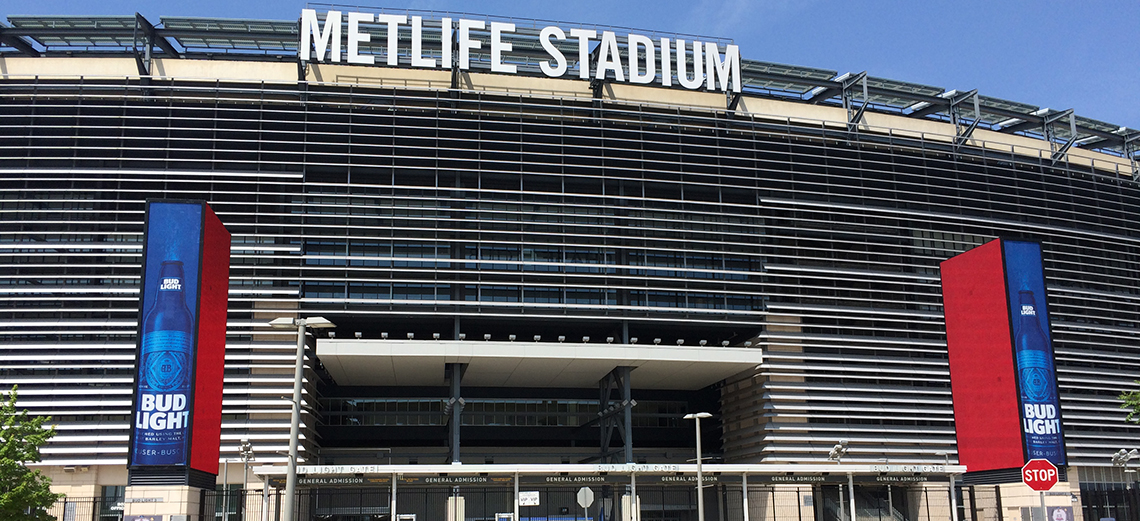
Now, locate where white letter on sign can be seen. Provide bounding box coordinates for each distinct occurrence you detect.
[568,28,597,79]
[491,22,516,73]
[376,14,406,66]
[458,19,485,70]
[410,16,436,68]
[300,9,341,62]
[347,12,374,65]
[628,34,655,85]
[539,26,567,77]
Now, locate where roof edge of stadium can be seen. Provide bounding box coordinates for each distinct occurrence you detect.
[1,12,1136,160]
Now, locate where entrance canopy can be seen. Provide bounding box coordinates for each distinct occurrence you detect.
[253,462,965,484]
[318,340,763,390]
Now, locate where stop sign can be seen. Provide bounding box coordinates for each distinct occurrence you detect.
[1022,459,1058,491]
[576,487,594,508]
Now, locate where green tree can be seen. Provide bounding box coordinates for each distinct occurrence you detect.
[1122,381,1140,424]
[1,385,63,521]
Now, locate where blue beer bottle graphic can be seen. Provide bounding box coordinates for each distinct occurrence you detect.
[1016,289,1061,460]
[134,260,193,465]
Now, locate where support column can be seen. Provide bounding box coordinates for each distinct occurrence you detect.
[391,471,398,521]
[847,473,856,521]
[445,363,467,463]
[840,72,869,133]
[631,472,638,521]
[950,89,981,148]
[741,474,749,521]
[598,366,636,463]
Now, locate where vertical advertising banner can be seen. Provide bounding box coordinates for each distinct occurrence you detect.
[941,240,1025,472]
[1002,241,1066,466]
[131,202,203,467]
[942,239,1067,475]
[129,200,230,479]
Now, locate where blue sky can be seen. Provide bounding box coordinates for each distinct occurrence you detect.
[12,0,1139,129]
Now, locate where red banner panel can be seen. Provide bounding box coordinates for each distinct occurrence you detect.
[189,203,231,475]
[940,240,1025,472]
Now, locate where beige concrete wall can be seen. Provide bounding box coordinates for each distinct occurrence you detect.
[608,82,727,110]
[309,62,452,90]
[154,59,296,82]
[0,57,139,78]
[995,481,1083,521]
[47,464,129,497]
[3,56,1132,178]
[123,484,205,519]
[722,315,804,463]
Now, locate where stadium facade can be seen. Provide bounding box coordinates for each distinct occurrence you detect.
[1,8,1138,521]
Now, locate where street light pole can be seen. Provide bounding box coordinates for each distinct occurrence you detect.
[683,412,712,521]
[239,439,255,519]
[270,316,335,521]
[937,451,958,521]
[222,459,229,521]
[827,441,849,521]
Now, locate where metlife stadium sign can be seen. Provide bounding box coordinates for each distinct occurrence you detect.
[299,9,742,94]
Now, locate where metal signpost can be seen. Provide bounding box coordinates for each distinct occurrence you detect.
[1023,458,1059,521]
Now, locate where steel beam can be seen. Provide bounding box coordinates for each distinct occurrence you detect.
[908,102,948,119]
[598,366,635,463]
[136,15,179,58]
[1050,111,1079,164]
[727,92,742,112]
[950,90,981,147]
[841,72,868,132]
[0,25,40,56]
[132,14,151,76]
[1125,133,1139,179]
[444,363,467,463]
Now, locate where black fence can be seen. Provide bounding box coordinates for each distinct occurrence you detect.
[46,498,123,521]
[1081,482,1140,521]
[59,482,1110,521]
[202,489,266,521]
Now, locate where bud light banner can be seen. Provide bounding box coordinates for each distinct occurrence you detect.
[1002,241,1066,466]
[942,239,1067,476]
[129,200,230,482]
